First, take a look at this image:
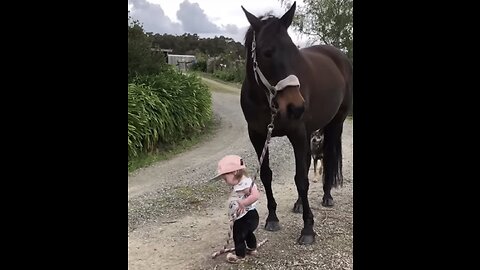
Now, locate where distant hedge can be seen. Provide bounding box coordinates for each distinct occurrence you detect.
[128,68,212,160]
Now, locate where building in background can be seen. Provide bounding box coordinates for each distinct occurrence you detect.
[167,54,196,72]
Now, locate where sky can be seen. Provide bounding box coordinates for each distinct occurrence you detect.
[127,0,311,47]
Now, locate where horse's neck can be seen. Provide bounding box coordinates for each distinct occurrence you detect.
[241,82,270,123]
[246,80,269,107]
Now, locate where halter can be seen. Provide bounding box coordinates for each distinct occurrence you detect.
[251,33,278,113]
[250,32,301,114]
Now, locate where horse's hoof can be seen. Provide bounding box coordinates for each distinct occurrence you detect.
[321,197,334,207]
[293,202,303,213]
[297,234,315,245]
[265,221,281,231]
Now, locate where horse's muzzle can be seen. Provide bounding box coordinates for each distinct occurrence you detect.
[276,85,305,120]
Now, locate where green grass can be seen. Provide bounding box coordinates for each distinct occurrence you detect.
[200,77,241,95]
[128,117,220,173]
[189,71,242,89]
[128,70,213,171]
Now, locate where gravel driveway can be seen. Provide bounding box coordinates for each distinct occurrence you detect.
[128,77,353,270]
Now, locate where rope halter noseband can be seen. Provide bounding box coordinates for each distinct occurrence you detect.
[251,31,301,114]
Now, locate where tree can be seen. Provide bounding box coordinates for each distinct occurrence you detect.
[128,12,165,80]
[281,0,353,61]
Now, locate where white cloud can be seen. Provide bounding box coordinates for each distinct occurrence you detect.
[129,0,309,45]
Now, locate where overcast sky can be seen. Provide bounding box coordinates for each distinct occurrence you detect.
[128,0,310,47]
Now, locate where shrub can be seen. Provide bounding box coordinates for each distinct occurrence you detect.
[128,68,212,160]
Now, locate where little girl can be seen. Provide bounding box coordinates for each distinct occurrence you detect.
[212,155,260,264]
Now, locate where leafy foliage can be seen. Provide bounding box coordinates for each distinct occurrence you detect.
[128,67,212,161]
[150,33,245,59]
[281,0,353,61]
[128,12,166,81]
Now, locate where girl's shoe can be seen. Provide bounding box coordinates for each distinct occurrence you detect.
[246,248,258,256]
[226,253,245,264]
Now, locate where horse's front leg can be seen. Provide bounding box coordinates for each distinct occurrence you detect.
[248,129,280,231]
[293,132,312,213]
[288,132,315,244]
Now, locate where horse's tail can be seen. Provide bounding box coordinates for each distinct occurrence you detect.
[322,112,347,188]
[322,52,352,189]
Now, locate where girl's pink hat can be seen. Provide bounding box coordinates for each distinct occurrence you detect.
[210,155,246,181]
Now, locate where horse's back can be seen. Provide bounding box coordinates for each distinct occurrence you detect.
[299,45,353,132]
[300,45,352,83]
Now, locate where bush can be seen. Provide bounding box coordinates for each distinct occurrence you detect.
[192,59,207,72]
[128,67,212,160]
[213,70,235,82]
[213,67,245,83]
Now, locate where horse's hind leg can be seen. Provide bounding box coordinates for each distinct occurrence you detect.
[288,133,315,244]
[322,110,347,207]
[248,129,280,231]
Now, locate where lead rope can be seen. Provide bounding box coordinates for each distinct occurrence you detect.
[212,31,279,260]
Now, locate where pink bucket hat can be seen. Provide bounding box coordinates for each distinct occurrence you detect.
[211,155,246,181]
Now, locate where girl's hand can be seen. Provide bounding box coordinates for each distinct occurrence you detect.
[236,200,246,215]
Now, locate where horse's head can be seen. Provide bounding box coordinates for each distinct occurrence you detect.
[242,2,305,120]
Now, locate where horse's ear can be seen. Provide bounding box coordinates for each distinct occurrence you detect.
[280,1,296,29]
[241,6,262,31]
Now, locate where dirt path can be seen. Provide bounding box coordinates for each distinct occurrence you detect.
[128,77,353,270]
[128,79,248,200]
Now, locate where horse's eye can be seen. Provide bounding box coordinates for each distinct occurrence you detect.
[264,49,274,58]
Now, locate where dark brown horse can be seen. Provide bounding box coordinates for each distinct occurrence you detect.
[240,2,352,244]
